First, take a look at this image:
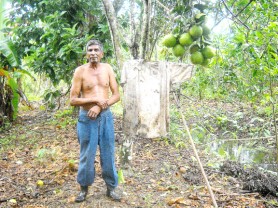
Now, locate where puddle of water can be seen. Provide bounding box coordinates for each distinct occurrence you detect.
[209,140,278,173]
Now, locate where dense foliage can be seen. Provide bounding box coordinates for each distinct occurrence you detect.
[0,0,115,120]
[4,0,113,85]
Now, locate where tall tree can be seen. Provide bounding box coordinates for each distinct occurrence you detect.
[139,0,150,59]
[102,0,123,69]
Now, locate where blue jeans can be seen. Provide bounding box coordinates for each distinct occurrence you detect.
[76,108,118,189]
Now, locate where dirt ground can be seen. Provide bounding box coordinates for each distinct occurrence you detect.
[0,107,276,208]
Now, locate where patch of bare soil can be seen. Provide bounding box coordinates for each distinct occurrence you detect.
[0,108,274,208]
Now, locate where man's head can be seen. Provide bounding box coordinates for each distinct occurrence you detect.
[86,39,103,52]
[86,39,104,64]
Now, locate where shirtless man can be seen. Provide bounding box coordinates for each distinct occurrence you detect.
[70,39,121,202]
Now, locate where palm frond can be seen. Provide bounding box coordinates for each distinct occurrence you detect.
[0,39,20,67]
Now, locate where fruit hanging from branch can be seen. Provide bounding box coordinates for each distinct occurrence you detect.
[190,51,204,64]
[161,2,216,67]
[162,34,177,48]
[202,46,215,59]
[173,44,186,57]
[179,33,193,46]
[201,58,210,66]
[189,25,203,40]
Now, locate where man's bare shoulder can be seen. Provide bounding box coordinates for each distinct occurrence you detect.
[76,63,90,71]
[100,62,111,67]
[74,63,90,75]
[100,63,113,72]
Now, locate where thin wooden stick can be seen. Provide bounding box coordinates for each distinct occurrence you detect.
[206,136,275,144]
[173,93,218,208]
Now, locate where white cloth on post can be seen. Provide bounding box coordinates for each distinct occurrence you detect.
[121,60,194,138]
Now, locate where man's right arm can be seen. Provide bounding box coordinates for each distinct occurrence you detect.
[69,67,99,106]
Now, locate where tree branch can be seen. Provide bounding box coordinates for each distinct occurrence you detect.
[220,0,250,30]
[211,17,226,31]
[243,7,256,26]
[235,0,254,18]
[231,0,237,8]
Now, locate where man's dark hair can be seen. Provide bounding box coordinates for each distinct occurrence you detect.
[86,39,103,52]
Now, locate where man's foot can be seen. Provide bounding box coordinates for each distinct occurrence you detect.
[75,186,88,203]
[106,188,121,201]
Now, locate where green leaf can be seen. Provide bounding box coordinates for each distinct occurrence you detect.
[195,13,206,21]
[44,92,52,101]
[118,169,125,184]
[0,39,20,67]
[218,147,226,157]
[16,69,36,80]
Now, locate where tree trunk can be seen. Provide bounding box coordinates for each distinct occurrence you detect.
[113,0,125,15]
[102,0,123,70]
[129,0,139,59]
[0,76,13,127]
[139,0,150,59]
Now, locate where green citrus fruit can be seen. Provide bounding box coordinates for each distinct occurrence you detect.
[173,44,185,57]
[179,33,193,46]
[189,44,200,54]
[189,25,203,39]
[190,51,204,64]
[202,25,211,36]
[201,59,210,66]
[202,46,215,59]
[162,34,177,47]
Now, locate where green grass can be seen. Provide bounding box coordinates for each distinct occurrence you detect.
[0,133,40,153]
[111,100,123,116]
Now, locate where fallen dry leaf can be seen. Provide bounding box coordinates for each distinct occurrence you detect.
[67,196,76,203]
[188,193,201,200]
[166,197,190,206]
[179,166,187,173]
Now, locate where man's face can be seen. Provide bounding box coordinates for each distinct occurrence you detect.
[87,45,103,64]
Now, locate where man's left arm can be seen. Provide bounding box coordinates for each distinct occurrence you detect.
[98,64,120,110]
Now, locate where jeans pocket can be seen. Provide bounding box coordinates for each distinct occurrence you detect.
[77,114,91,143]
[78,114,90,123]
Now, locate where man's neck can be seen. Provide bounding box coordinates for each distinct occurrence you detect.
[89,62,100,70]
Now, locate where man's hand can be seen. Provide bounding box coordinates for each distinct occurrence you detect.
[87,105,101,119]
[97,99,109,109]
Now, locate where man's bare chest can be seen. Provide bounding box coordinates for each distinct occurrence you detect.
[82,71,109,91]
